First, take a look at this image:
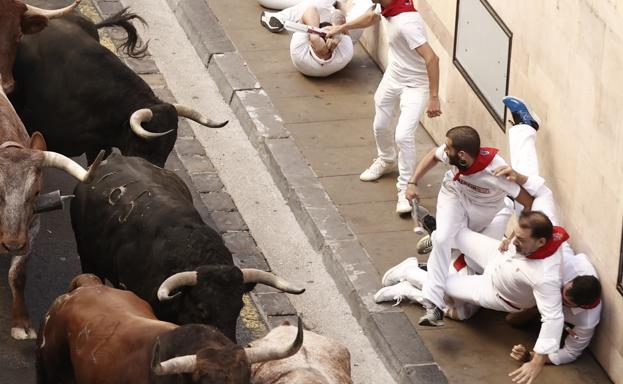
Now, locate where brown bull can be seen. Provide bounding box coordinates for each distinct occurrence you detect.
[250,322,353,384]
[37,274,303,384]
[0,77,101,339]
[0,0,80,93]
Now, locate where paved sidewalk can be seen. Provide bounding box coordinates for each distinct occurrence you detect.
[165,0,612,382]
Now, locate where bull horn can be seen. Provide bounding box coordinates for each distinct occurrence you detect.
[173,104,228,128]
[25,0,81,18]
[152,339,197,375]
[245,317,303,364]
[157,271,198,301]
[241,269,305,294]
[129,108,173,139]
[41,150,104,183]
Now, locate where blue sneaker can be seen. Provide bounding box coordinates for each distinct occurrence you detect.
[503,96,541,130]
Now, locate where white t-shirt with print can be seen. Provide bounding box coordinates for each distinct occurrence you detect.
[383,12,429,87]
[435,144,521,207]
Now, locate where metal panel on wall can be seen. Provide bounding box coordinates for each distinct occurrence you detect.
[454,0,512,128]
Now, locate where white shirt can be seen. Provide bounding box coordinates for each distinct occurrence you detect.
[549,253,602,365]
[383,12,429,87]
[435,145,521,207]
[289,32,354,77]
[488,244,564,355]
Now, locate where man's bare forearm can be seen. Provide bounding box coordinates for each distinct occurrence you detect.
[409,148,439,184]
[425,54,439,98]
[338,10,379,32]
[515,186,534,211]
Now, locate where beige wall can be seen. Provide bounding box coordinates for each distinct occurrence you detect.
[359,0,623,381]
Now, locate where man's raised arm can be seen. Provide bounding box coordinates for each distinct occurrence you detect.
[324,8,380,37]
[405,147,440,202]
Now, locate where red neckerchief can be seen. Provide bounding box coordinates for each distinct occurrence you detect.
[526,226,569,260]
[452,147,499,181]
[453,253,467,272]
[580,298,601,309]
[381,0,416,17]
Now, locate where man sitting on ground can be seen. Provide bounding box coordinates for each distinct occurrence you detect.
[260,0,355,77]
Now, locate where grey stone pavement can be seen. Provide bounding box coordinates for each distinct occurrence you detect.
[162,0,613,383]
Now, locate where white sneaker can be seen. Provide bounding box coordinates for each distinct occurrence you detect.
[359,158,396,181]
[374,281,424,305]
[396,192,412,214]
[381,257,420,286]
[260,11,285,33]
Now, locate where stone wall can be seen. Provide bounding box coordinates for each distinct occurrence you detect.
[359,0,623,381]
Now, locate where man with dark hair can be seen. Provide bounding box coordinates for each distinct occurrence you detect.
[445,125,481,159]
[516,211,553,245]
[566,275,601,306]
[442,211,567,384]
[402,125,534,326]
[508,262,601,369]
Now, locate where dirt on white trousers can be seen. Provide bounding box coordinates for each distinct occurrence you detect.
[421,181,512,309]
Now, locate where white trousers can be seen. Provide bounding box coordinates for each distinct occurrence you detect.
[405,253,481,320]
[421,184,511,308]
[444,230,520,312]
[273,0,336,23]
[373,74,428,192]
[509,124,576,258]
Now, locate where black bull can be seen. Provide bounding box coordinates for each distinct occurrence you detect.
[10,10,226,167]
[70,154,304,341]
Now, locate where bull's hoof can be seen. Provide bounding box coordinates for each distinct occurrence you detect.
[11,327,37,340]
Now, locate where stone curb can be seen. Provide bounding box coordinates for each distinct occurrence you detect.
[167,0,448,382]
[91,0,300,333]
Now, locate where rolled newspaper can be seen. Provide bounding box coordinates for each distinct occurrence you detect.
[284,21,327,38]
[411,199,426,235]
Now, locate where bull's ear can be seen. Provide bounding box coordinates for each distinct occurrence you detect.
[22,14,49,35]
[29,132,47,151]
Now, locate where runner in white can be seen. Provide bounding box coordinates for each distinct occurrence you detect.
[405,126,534,326]
[260,0,359,77]
[324,0,442,214]
[451,211,566,383]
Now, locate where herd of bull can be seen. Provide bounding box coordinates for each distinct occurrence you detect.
[1,1,355,383]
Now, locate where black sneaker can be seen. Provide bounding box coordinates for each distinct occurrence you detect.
[418,305,444,326]
[260,11,285,33]
[416,235,432,255]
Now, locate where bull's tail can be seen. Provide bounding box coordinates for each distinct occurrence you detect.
[95,7,149,59]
